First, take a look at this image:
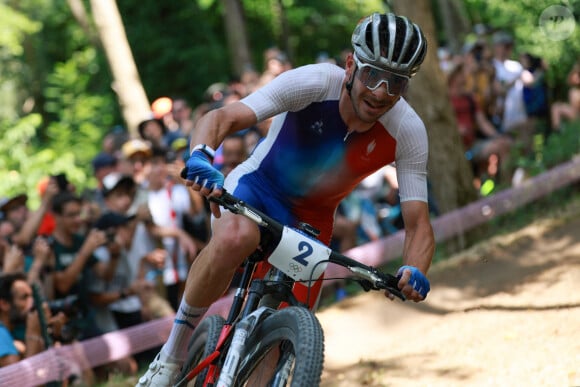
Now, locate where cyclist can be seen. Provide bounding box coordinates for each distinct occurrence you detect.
[137,12,434,386]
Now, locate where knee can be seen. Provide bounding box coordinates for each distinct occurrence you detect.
[208,219,260,271]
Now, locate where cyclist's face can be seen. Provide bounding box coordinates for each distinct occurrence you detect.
[346,56,400,123]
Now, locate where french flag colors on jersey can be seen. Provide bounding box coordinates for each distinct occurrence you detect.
[225,63,428,246]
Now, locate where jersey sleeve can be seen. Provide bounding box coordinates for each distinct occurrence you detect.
[240,63,344,122]
[388,102,430,203]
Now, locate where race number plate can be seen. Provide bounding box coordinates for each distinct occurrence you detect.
[268,226,330,286]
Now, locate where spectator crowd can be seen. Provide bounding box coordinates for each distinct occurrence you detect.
[1,30,579,383]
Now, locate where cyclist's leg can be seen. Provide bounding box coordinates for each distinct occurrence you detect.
[137,212,261,387]
[185,212,260,307]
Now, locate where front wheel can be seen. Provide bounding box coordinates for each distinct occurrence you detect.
[176,314,225,387]
[235,306,324,387]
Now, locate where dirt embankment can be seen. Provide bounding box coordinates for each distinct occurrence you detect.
[319,206,580,387]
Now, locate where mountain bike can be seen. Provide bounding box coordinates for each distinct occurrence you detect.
[173,190,405,387]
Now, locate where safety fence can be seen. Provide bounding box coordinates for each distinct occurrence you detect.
[1,156,579,386]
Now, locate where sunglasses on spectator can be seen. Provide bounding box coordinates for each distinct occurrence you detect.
[353,54,409,96]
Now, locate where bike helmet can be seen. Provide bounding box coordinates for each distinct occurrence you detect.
[351,12,427,77]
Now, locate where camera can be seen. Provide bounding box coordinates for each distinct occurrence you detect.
[48,294,80,317]
[32,292,82,344]
[48,295,82,343]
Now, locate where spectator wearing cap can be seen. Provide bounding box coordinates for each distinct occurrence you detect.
[2,178,59,258]
[92,152,118,184]
[84,152,119,212]
[119,138,153,186]
[101,172,139,213]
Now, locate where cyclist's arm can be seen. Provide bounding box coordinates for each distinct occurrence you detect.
[400,200,434,275]
[189,101,257,153]
[189,63,340,151]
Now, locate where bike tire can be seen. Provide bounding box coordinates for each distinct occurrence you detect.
[177,314,225,387]
[235,306,324,387]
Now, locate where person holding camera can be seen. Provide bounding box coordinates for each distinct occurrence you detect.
[87,211,157,371]
[48,192,114,341]
[0,272,65,367]
[87,212,153,331]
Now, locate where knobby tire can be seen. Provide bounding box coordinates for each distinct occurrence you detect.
[235,306,324,387]
[178,314,225,387]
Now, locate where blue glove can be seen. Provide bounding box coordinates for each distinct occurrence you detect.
[184,150,224,191]
[397,265,430,298]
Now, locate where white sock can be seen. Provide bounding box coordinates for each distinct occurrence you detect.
[160,300,208,363]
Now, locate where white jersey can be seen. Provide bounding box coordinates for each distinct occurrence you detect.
[225,63,429,243]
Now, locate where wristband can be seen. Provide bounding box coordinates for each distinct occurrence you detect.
[191,144,216,160]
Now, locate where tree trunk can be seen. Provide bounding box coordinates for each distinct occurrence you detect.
[274,0,291,61]
[67,0,99,46]
[89,0,150,136]
[221,0,253,78]
[436,0,471,54]
[391,2,477,215]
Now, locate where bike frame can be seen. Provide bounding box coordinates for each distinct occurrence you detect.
[174,191,404,387]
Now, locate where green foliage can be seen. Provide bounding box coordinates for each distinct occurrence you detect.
[0,4,41,56]
[463,0,580,99]
[117,0,229,105]
[43,47,117,189]
[0,114,45,207]
[244,0,385,71]
[2,0,579,210]
[542,120,580,167]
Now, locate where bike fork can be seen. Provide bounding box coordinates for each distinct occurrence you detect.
[269,342,295,387]
[215,307,272,387]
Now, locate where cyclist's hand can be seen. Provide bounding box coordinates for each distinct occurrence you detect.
[183,150,225,217]
[396,265,430,302]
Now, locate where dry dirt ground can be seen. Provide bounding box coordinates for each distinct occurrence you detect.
[318,203,580,387]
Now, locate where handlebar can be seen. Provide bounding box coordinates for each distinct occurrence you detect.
[198,188,405,300]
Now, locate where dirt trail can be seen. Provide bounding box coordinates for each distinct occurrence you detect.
[318,205,580,387]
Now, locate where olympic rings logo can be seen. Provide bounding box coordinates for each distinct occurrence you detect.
[289,263,303,273]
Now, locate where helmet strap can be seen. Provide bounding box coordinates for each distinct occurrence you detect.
[346,66,357,96]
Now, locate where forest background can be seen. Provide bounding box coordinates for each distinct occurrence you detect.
[1,0,579,233]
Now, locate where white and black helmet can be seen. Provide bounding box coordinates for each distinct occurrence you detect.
[351,12,427,77]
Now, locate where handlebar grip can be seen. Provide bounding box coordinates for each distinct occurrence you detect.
[178,168,236,207]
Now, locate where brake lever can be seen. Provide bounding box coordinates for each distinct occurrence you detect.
[382,283,406,301]
[356,279,373,292]
[376,271,406,301]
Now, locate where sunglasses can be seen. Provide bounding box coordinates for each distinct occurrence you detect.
[353,54,409,96]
